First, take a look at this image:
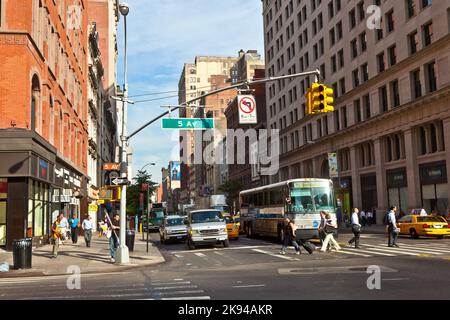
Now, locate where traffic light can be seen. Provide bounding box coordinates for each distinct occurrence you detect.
[323,86,334,112]
[305,83,335,115]
[311,83,326,113]
[304,89,313,115]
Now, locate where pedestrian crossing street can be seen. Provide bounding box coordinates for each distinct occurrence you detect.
[168,239,450,266]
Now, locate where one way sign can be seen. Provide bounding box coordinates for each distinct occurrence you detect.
[112,178,129,186]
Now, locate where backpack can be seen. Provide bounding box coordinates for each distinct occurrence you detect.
[383,212,390,225]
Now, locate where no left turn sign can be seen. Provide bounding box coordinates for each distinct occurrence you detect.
[238,95,257,124]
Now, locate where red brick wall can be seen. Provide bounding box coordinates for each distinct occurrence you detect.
[0,0,89,174]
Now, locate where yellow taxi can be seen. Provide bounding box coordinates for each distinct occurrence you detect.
[223,214,239,240]
[398,215,450,239]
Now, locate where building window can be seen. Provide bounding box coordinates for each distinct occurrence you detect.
[329,28,336,46]
[342,106,348,128]
[386,10,395,33]
[388,45,397,66]
[425,61,437,93]
[338,49,344,69]
[352,69,360,88]
[363,94,371,119]
[334,109,340,131]
[360,32,367,52]
[351,39,358,59]
[408,31,419,55]
[361,63,369,82]
[339,78,346,96]
[423,21,433,47]
[349,9,356,29]
[354,99,362,123]
[390,79,400,108]
[379,86,388,113]
[331,55,337,73]
[421,0,432,9]
[377,52,385,72]
[328,1,334,20]
[358,1,365,21]
[412,69,422,99]
[406,0,416,18]
[336,21,343,40]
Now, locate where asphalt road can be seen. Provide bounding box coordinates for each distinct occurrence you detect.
[1,231,449,300]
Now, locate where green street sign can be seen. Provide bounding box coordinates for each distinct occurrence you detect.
[161,118,215,130]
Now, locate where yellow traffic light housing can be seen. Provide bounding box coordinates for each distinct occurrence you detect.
[323,86,334,112]
[304,89,313,115]
[311,83,326,113]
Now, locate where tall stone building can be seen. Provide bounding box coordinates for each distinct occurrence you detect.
[262,0,450,222]
[0,0,90,249]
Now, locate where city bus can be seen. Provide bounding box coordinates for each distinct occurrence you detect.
[239,179,337,242]
[143,202,167,232]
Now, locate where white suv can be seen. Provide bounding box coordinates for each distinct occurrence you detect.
[186,209,229,250]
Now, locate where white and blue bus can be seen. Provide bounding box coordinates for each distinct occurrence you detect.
[239,179,337,242]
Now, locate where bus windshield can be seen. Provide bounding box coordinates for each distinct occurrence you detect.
[289,182,335,214]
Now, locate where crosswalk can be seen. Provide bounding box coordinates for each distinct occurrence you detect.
[148,278,210,300]
[168,240,450,265]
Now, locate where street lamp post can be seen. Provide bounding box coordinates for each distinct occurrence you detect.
[116,2,130,264]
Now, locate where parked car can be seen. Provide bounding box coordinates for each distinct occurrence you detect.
[159,215,188,244]
[398,215,450,239]
[186,209,228,250]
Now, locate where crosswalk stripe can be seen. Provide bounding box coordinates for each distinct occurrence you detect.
[342,247,394,257]
[374,243,446,255]
[360,244,422,256]
[390,243,450,253]
[337,250,372,257]
[252,249,300,261]
[162,296,211,300]
[150,281,191,286]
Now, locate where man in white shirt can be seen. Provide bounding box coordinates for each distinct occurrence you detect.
[348,208,361,248]
[82,215,94,247]
[59,214,69,244]
[387,206,399,247]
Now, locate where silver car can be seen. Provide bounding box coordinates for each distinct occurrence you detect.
[186,209,229,250]
[159,216,188,244]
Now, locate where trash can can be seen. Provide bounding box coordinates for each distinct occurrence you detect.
[12,238,32,270]
[125,230,135,252]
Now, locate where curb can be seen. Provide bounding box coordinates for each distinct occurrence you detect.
[0,257,166,279]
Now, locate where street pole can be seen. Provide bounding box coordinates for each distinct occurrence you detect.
[116,3,130,264]
[146,186,149,253]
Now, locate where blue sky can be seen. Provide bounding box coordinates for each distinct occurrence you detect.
[116,0,265,183]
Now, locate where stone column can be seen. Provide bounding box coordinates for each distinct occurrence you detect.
[350,146,361,209]
[374,138,387,224]
[443,118,450,204]
[404,128,421,210]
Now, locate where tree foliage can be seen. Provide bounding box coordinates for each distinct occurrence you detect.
[126,170,158,215]
[218,179,243,213]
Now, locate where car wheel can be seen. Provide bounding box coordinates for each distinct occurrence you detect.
[188,238,195,250]
[410,229,419,239]
[223,239,230,247]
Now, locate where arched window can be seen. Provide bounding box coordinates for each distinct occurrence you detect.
[31,74,41,133]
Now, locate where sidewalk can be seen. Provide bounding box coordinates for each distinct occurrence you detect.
[0,233,165,278]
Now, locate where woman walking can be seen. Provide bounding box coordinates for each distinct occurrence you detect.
[279,216,301,255]
[348,208,361,248]
[320,212,341,252]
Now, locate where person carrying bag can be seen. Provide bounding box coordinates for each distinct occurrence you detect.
[348,208,361,248]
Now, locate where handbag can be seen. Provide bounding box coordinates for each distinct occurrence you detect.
[352,224,361,233]
[106,230,112,239]
[325,224,337,234]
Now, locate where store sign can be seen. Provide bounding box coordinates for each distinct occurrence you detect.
[88,204,98,212]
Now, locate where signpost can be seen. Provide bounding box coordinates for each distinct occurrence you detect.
[161,118,214,130]
[238,95,257,124]
[111,178,129,186]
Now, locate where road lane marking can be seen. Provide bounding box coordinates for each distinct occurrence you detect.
[382,278,410,281]
[174,254,184,258]
[342,247,394,256]
[158,290,205,296]
[151,278,184,283]
[169,245,269,254]
[336,250,372,257]
[232,284,266,288]
[388,243,450,253]
[194,252,207,257]
[150,281,191,286]
[162,296,211,300]
[153,285,198,290]
[252,249,300,261]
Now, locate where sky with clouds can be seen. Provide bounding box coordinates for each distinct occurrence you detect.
[116,0,265,183]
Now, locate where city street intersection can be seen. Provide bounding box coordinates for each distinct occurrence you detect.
[1,229,449,300]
